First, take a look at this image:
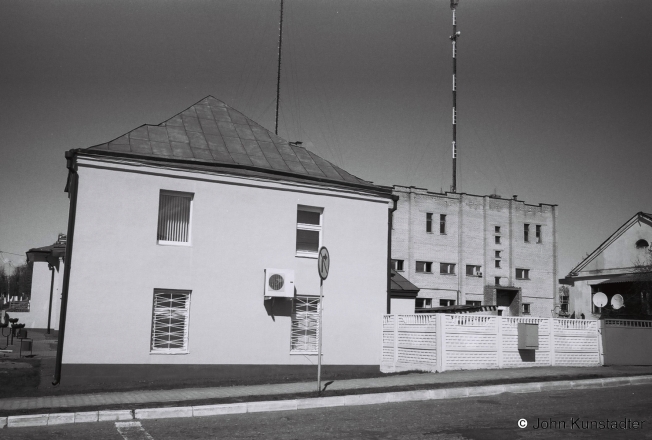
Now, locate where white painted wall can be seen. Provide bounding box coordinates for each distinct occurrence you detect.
[16,260,63,330]
[390,298,415,314]
[63,159,391,366]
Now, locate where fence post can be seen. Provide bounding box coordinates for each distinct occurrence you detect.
[597,320,605,366]
[436,314,446,372]
[393,314,399,370]
[496,315,503,368]
[549,317,556,366]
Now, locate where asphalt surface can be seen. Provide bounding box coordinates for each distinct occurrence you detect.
[5,383,652,439]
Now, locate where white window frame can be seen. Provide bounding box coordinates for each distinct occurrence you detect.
[296,205,323,258]
[157,190,194,246]
[290,296,320,354]
[466,265,481,277]
[516,268,530,280]
[440,263,456,275]
[392,259,404,271]
[150,289,191,355]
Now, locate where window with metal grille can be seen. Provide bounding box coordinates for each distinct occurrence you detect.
[560,293,569,313]
[150,290,191,354]
[291,296,319,354]
[440,263,456,275]
[296,206,322,257]
[157,191,193,244]
[426,213,433,233]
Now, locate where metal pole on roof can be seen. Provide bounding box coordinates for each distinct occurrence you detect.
[450,0,460,193]
[275,0,285,135]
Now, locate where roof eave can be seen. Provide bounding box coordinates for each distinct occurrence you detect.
[73,148,394,198]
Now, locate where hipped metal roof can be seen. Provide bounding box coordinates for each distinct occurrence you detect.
[83,96,382,191]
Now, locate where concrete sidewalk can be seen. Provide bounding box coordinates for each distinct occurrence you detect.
[2,365,652,413]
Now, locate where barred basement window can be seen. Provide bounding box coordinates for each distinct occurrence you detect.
[150,290,191,354]
[296,206,323,257]
[157,191,193,244]
[291,296,319,354]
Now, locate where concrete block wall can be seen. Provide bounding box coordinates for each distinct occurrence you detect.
[392,186,557,317]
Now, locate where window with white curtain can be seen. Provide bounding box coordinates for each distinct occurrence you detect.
[150,290,191,354]
[157,191,193,244]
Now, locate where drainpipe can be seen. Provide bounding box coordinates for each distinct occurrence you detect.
[53,150,79,386]
[387,195,399,314]
[47,264,55,334]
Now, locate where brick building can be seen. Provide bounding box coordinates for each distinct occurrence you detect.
[391,186,558,317]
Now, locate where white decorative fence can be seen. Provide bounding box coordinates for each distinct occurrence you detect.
[382,314,601,373]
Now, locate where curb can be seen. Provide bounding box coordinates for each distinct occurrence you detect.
[3,375,652,429]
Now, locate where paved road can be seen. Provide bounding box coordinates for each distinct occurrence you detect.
[5,384,652,439]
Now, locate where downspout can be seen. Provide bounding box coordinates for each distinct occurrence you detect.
[387,195,399,314]
[47,264,55,334]
[53,150,79,386]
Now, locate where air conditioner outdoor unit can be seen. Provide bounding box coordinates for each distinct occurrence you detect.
[264,269,295,298]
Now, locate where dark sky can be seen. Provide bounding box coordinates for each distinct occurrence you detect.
[1,0,651,276]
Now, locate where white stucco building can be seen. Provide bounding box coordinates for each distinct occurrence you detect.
[57,96,396,385]
[560,212,652,320]
[19,235,66,331]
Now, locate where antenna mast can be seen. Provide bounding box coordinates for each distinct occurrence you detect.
[275,0,285,135]
[450,0,460,193]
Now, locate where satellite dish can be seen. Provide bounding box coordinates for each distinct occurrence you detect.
[592,292,608,308]
[611,294,625,310]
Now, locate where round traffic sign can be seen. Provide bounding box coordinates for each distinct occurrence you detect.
[318,246,330,280]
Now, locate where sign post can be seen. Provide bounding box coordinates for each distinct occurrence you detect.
[317,246,329,394]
